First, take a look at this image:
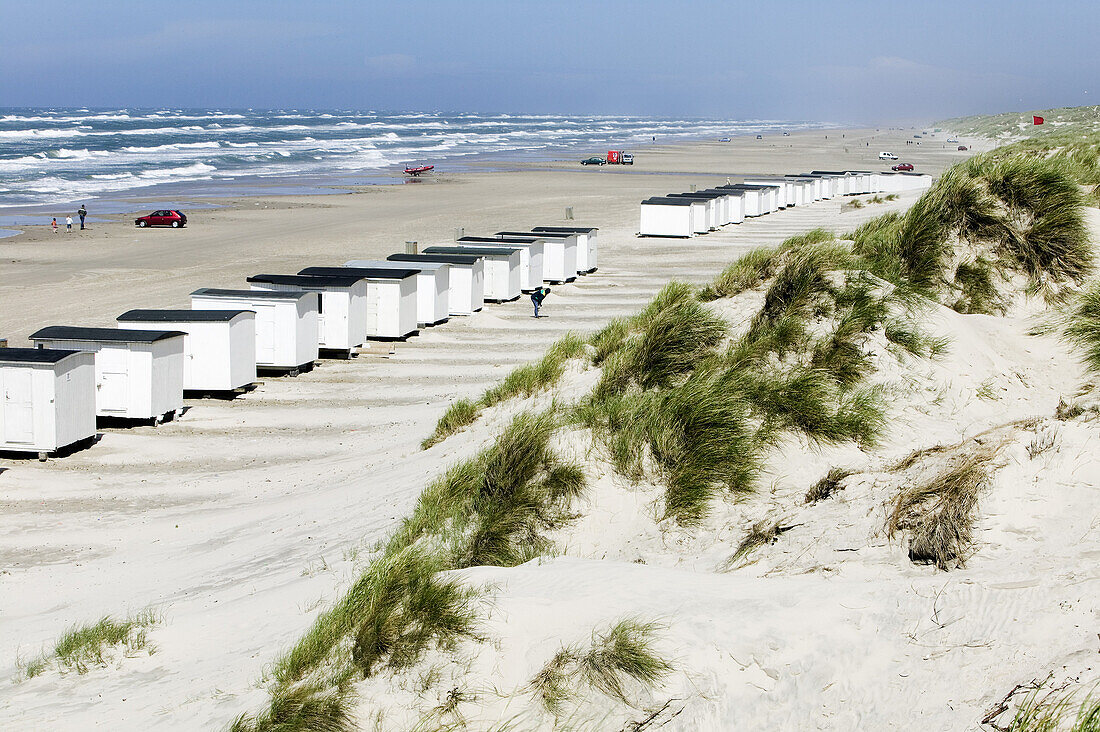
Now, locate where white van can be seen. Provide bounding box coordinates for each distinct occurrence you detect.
[878,151,899,160]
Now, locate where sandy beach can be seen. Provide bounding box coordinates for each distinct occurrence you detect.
[2,126,1087,731]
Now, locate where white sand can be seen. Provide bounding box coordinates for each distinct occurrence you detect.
[1,129,1093,730]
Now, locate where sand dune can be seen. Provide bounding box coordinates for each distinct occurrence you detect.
[2,128,1091,730]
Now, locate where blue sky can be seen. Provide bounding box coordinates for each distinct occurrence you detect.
[2,0,1095,122]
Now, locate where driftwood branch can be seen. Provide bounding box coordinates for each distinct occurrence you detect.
[623,698,686,731]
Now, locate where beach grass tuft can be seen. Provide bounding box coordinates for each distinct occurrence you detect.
[804,467,854,504]
[887,449,997,570]
[1061,282,1100,376]
[421,333,587,448]
[529,617,671,716]
[421,399,480,449]
[723,518,790,569]
[22,610,159,678]
[1003,686,1100,732]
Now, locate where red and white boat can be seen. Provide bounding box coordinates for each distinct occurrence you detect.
[403,164,434,176]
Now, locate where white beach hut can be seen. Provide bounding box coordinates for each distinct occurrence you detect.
[495,230,579,283]
[428,245,521,303]
[191,288,318,374]
[810,171,856,196]
[639,197,695,237]
[702,190,745,224]
[718,185,766,216]
[0,348,96,458]
[459,236,546,291]
[29,326,185,423]
[247,274,368,355]
[387,253,485,316]
[663,196,711,233]
[342,260,450,327]
[669,192,729,228]
[297,267,420,340]
[116,310,256,394]
[531,226,598,274]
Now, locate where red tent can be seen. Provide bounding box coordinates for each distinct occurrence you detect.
[1033,115,1045,125]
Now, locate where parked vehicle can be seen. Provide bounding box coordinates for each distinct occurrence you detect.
[755,134,763,139]
[135,210,187,228]
[606,150,633,164]
[581,156,606,166]
[891,163,914,171]
[620,153,634,165]
[878,151,899,160]
[958,145,968,151]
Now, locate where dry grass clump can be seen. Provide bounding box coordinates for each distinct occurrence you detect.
[887,448,999,570]
[421,333,587,448]
[721,518,794,569]
[804,467,854,504]
[21,610,159,678]
[529,618,671,716]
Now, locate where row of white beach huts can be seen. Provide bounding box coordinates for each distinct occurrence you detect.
[0,226,599,459]
[639,169,933,237]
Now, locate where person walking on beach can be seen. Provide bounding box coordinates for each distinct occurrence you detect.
[531,285,551,318]
[77,205,87,230]
[65,215,73,232]
[51,217,58,234]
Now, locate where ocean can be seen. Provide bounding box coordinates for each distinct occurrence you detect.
[0,108,825,210]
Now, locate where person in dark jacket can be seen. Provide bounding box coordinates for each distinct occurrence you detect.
[77,205,87,230]
[531,286,551,318]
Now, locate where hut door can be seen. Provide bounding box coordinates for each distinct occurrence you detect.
[0,367,35,443]
[97,346,129,413]
[365,283,380,335]
[254,307,276,364]
[316,292,327,347]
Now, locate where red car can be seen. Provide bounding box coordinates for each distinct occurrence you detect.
[891,163,914,171]
[135,210,187,228]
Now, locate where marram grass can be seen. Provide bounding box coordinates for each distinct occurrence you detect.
[421,332,587,449]
[21,610,158,678]
[529,617,671,716]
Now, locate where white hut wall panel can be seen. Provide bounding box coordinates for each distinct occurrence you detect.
[249,282,364,351]
[192,293,318,369]
[730,195,746,223]
[640,202,694,237]
[561,236,579,279]
[690,202,708,233]
[32,338,184,420]
[118,316,256,392]
[0,353,96,453]
[398,276,419,336]
[359,279,414,339]
[51,356,97,448]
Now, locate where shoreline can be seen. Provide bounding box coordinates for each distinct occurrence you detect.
[0,120,842,229]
